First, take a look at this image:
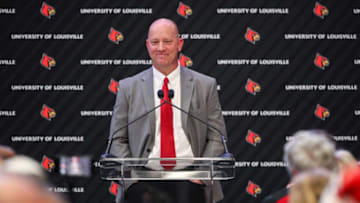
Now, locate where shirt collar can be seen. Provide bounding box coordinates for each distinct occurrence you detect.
[152,62,180,83]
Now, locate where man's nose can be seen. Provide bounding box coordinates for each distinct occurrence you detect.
[158,42,165,51]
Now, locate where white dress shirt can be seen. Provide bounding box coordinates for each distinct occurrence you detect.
[146,64,194,170]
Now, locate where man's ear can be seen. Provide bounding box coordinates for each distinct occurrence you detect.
[178,38,184,52]
[145,39,151,52]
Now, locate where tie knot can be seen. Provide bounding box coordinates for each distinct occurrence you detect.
[164,77,169,85]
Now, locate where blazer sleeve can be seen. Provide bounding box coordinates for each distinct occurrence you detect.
[109,79,132,158]
[201,78,227,157]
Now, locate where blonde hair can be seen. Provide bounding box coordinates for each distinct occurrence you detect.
[290,169,330,203]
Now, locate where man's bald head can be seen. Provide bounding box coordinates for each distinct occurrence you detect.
[145,18,184,75]
[147,18,179,39]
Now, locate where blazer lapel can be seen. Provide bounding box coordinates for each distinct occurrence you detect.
[180,67,193,133]
[141,68,155,136]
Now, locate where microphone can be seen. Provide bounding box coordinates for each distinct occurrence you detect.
[158,89,233,158]
[168,89,174,99]
[102,92,166,159]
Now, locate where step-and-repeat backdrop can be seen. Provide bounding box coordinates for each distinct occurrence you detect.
[1,0,359,202]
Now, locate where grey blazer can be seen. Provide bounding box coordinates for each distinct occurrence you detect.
[109,66,227,202]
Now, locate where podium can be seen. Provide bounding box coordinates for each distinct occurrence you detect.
[99,157,236,203]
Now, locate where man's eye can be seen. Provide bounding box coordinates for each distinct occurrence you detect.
[151,41,159,45]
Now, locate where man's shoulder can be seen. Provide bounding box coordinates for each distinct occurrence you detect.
[119,68,151,84]
[183,67,216,83]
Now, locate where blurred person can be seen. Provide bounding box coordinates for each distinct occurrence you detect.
[0,173,67,203]
[262,130,337,203]
[319,151,359,203]
[289,168,330,203]
[320,166,360,203]
[335,149,358,170]
[1,155,47,183]
[336,166,360,202]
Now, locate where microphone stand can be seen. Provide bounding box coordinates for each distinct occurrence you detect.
[102,91,166,158]
[160,89,233,158]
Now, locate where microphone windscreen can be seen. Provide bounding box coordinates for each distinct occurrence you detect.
[157,90,164,98]
[169,89,174,99]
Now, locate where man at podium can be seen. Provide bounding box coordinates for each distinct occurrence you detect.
[108,18,227,203]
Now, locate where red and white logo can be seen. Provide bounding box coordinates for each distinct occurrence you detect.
[108,27,124,45]
[40,104,56,121]
[245,79,261,95]
[40,2,55,19]
[179,53,193,68]
[315,104,330,120]
[246,181,262,197]
[245,27,260,44]
[314,53,329,70]
[246,130,261,147]
[313,2,329,19]
[41,155,55,172]
[109,181,120,196]
[108,79,119,94]
[177,2,192,18]
[40,53,56,70]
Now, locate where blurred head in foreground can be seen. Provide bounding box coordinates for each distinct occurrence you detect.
[2,155,47,183]
[284,130,336,176]
[0,173,67,203]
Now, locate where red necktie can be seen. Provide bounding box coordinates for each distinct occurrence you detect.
[160,77,176,170]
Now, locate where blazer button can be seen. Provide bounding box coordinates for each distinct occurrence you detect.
[146,148,151,153]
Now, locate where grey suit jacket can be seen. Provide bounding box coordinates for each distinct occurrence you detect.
[109,66,227,202]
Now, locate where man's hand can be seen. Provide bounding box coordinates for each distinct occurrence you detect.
[190,179,203,185]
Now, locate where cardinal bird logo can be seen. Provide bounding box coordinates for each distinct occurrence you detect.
[314,53,329,70]
[245,27,260,44]
[42,155,55,172]
[40,53,56,70]
[246,181,262,197]
[313,2,329,19]
[109,181,120,196]
[246,130,261,147]
[177,2,192,18]
[245,79,261,95]
[108,79,119,94]
[40,104,56,121]
[179,53,193,68]
[108,27,124,44]
[315,104,330,120]
[40,2,55,19]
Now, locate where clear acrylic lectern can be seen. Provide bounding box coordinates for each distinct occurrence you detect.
[99,157,236,203]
